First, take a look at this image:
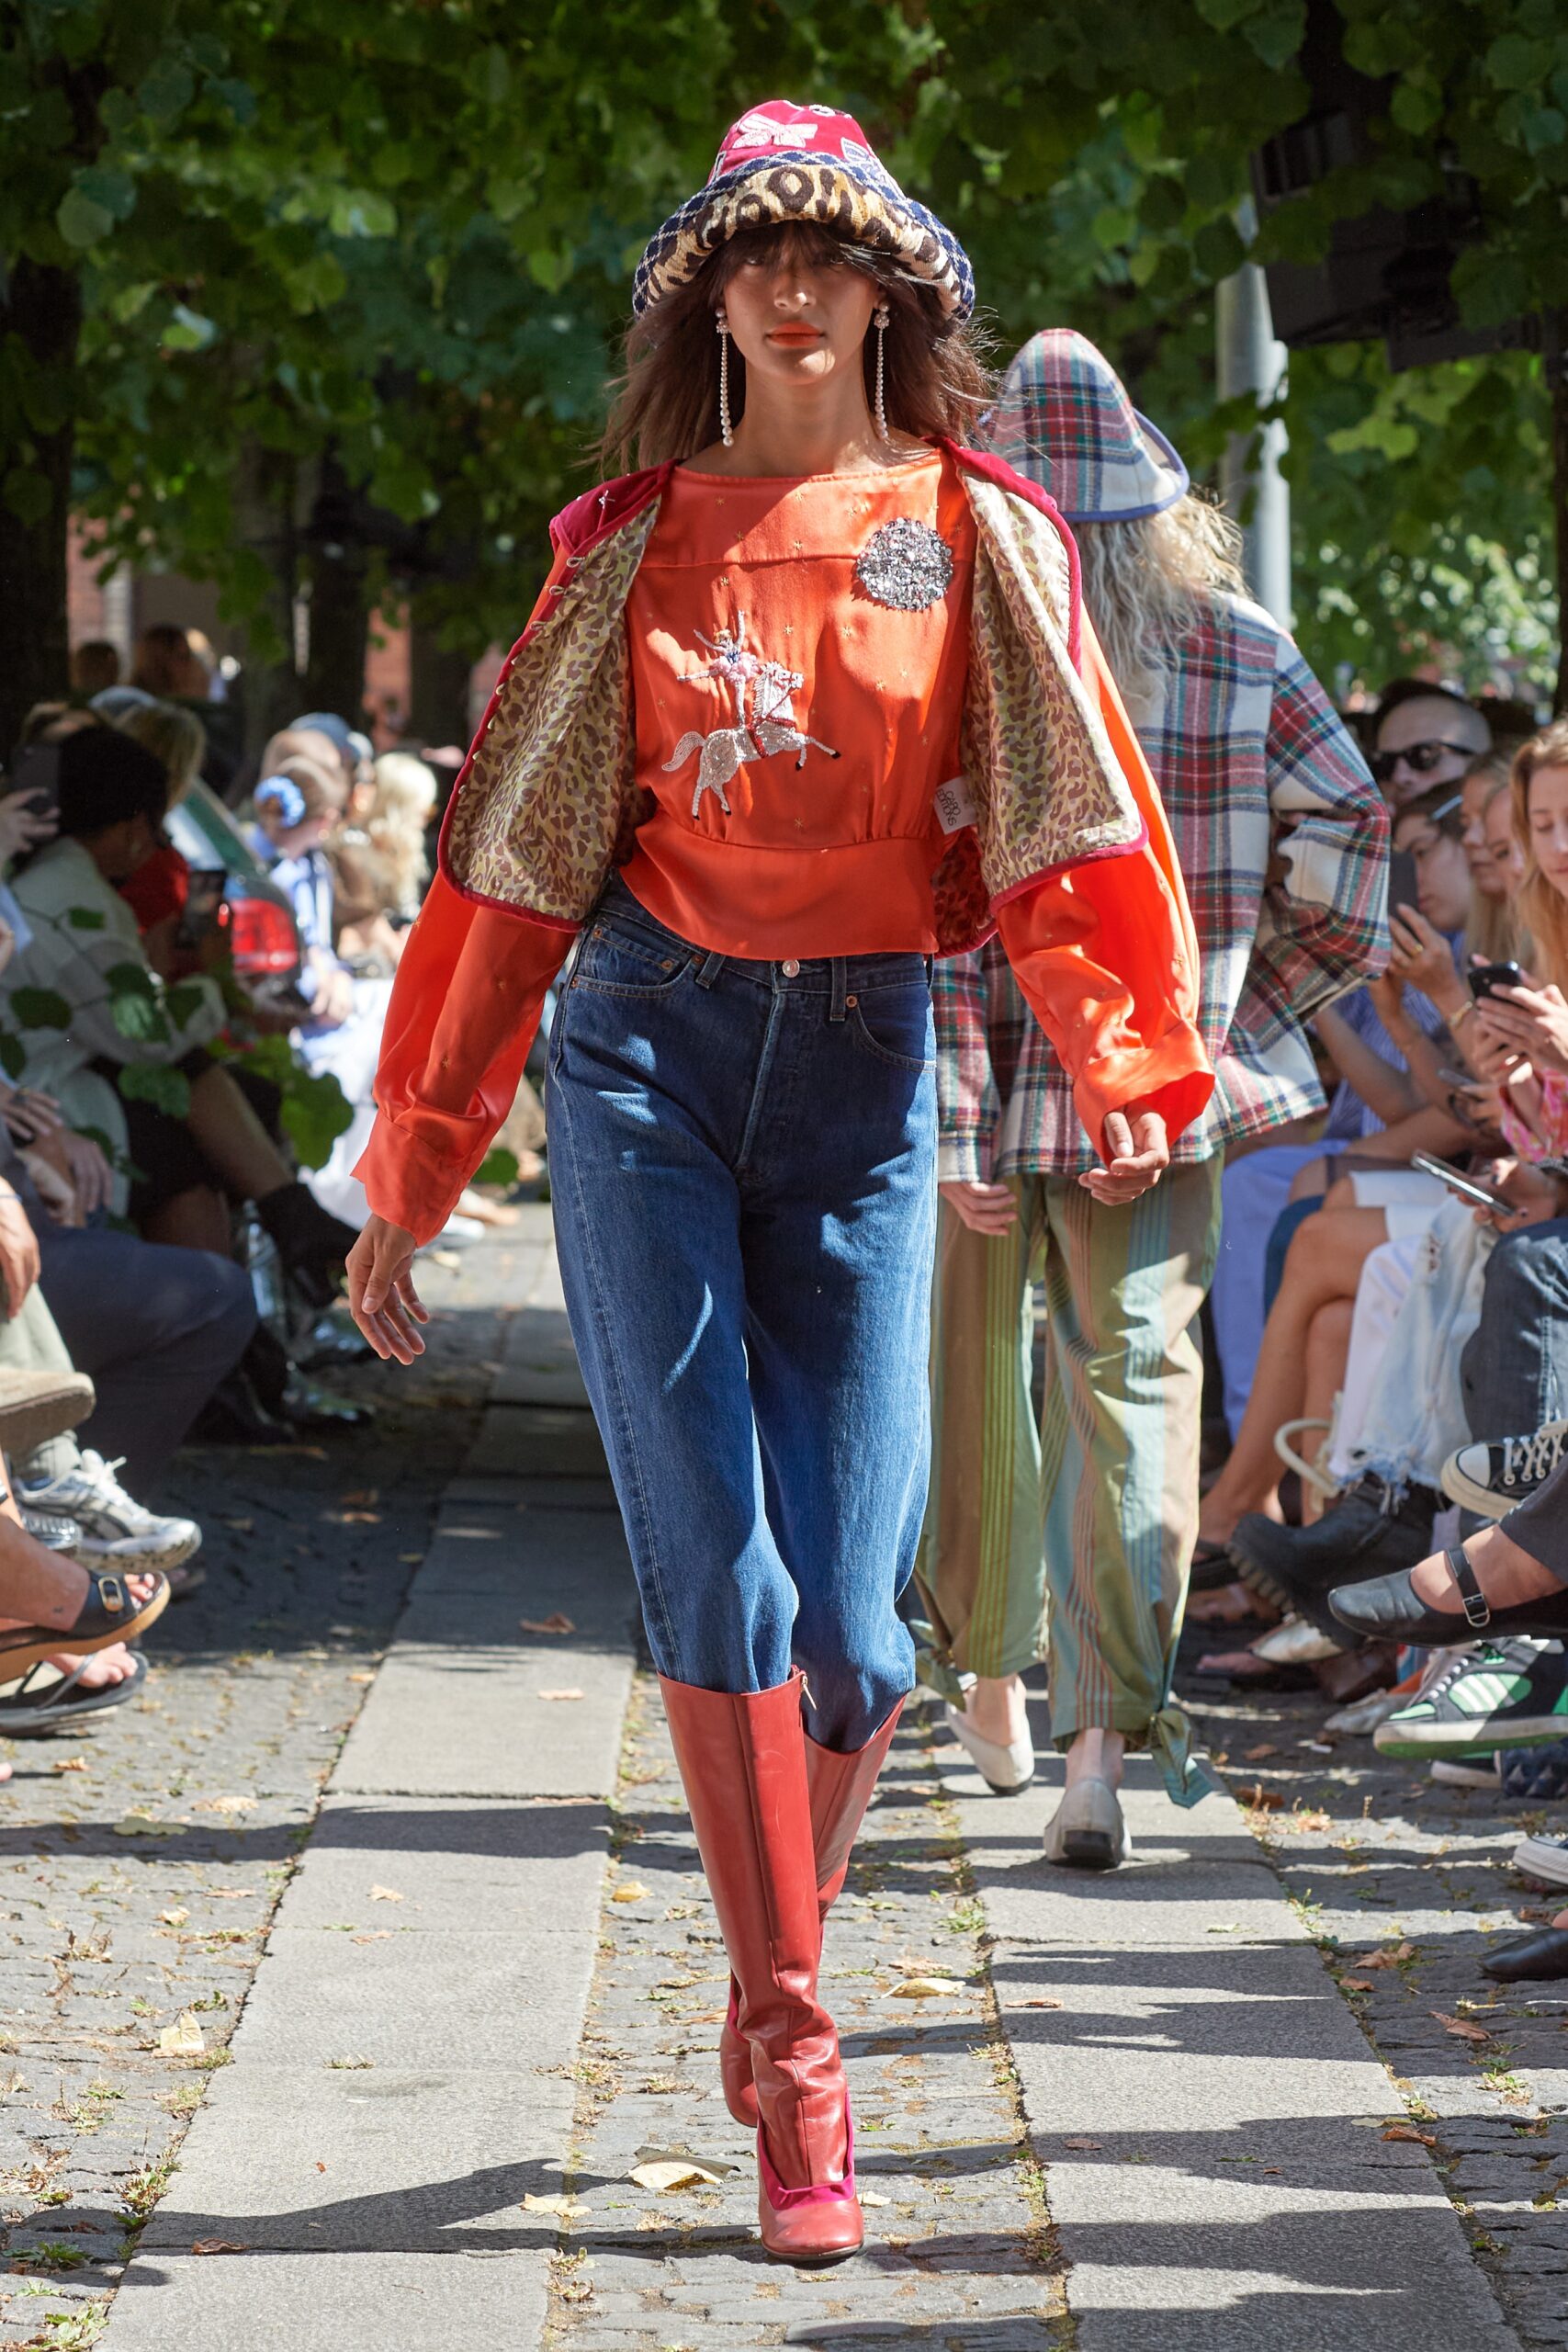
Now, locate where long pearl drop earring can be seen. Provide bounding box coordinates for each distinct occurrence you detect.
[874,303,890,441]
[716,311,734,447]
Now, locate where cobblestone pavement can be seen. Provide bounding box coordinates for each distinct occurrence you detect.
[0,1246,509,2352]
[1189,1669,1568,2349]
[545,1672,1066,2352]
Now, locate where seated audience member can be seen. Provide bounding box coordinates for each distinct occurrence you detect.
[130,624,205,702]
[6,729,355,1289]
[114,698,207,956]
[1209,686,1495,1434]
[1216,725,1568,1606]
[1370,677,1493,810]
[70,640,121,697]
[1461,752,1527,967]
[366,753,437,922]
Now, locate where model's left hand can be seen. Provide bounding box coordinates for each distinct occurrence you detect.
[1079,1107,1169,1204]
[1476,981,1568,1078]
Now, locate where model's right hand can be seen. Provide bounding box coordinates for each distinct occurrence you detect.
[939,1179,1019,1235]
[347,1214,429,1363]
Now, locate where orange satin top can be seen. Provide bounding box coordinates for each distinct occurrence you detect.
[355,462,1213,1244]
[621,453,975,955]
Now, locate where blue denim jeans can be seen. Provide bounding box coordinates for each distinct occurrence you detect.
[545,880,934,1751]
[1460,1219,1568,1441]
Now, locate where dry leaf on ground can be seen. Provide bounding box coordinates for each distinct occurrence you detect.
[1063,2137,1101,2151]
[113,1814,170,1837]
[635,2144,739,2178]
[192,1795,256,1815]
[1432,2010,1493,2043]
[368,1884,404,1904]
[612,1883,650,1904]
[890,1976,964,1999]
[629,2159,715,2192]
[520,1613,575,1636]
[51,1755,88,1774]
[191,2240,249,2256]
[1361,1942,1416,1970]
[1235,1783,1283,1810]
[1340,1977,1376,1993]
[353,1931,392,1945]
[1244,1743,1279,1761]
[538,1688,585,1702]
[157,1906,189,1928]
[522,2191,586,2216]
[861,2191,891,2207]
[1383,2123,1438,2145]
[158,2011,204,2055]
[1021,1997,1064,2010]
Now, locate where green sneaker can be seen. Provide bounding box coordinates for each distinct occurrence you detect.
[1373,1639,1568,1758]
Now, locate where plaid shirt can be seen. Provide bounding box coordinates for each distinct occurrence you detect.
[937,592,1390,1178]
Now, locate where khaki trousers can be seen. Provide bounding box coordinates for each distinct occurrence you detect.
[915,1160,1223,1804]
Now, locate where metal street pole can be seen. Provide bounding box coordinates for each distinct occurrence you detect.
[1216,201,1292,629]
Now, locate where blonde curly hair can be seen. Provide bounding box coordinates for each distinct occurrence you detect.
[1076,492,1247,698]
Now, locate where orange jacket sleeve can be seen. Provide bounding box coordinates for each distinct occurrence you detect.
[994,614,1214,1160]
[353,871,573,1243]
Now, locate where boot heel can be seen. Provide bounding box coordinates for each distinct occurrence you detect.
[756,2099,863,2265]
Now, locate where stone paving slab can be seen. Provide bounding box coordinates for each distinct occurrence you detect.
[464,1401,609,1479]
[936,1711,1519,2351]
[135,2064,575,2250]
[96,1242,619,2352]
[270,1792,611,1933]
[227,1926,595,2070]
[100,2246,547,2352]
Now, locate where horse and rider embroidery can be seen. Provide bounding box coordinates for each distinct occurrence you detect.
[662,616,840,818]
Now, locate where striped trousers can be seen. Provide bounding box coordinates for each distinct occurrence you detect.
[914,1160,1223,1806]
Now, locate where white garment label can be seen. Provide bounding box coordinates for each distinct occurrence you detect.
[933,775,976,833]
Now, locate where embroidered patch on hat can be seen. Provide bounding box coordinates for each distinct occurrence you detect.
[853,518,953,611]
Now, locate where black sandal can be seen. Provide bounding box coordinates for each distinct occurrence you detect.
[0,1649,148,1735]
[1330,1545,1568,1645]
[0,1569,169,1682]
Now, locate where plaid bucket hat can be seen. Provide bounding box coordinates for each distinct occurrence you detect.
[633,99,974,322]
[987,329,1190,523]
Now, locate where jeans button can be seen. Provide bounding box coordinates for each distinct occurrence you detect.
[782,958,800,977]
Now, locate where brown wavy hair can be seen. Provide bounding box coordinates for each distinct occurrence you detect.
[1513,717,1568,989]
[599,221,993,471]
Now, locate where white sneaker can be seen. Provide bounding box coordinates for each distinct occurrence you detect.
[19,1452,201,1572]
[1512,1831,1568,1888]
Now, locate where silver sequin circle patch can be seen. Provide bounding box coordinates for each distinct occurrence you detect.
[853,517,954,611]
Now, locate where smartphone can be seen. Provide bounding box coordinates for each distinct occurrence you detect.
[6,741,59,819]
[175,867,228,954]
[1410,1150,1508,1209]
[1469,959,1528,1001]
[1387,848,1419,917]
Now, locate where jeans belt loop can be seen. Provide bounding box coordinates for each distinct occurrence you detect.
[694,950,726,990]
[829,956,848,1023]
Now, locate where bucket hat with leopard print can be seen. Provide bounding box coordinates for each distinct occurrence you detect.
[632,99,974,323]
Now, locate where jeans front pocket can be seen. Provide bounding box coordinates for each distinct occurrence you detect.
[572,919,694,1001]
[845,985,936,1076]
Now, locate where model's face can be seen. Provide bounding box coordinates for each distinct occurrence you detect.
[1527,764,1568,902]
[1483,797,1525,896]
[719,241,878,402]
[1374,696,1483,808]
[1393,812,1472,933]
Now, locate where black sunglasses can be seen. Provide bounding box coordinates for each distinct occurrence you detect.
[1371,739,1473,785]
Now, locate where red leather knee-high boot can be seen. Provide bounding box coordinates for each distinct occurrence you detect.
[719,1700,903,2131]
[660,1669,863,2264]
